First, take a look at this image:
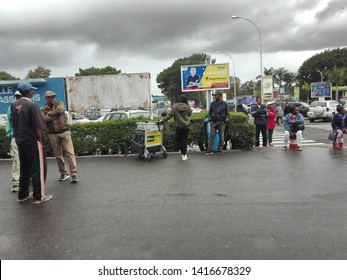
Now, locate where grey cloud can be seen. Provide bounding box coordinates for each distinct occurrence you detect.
[1,0,346,79]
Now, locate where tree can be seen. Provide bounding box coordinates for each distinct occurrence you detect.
[75,66,121,76]
[239,80,257,97]
[327,66,347,99]
[0,71,19,80]
[283,71,297,94]
[297,48,347,85]
[274,67,289,89]
[156,53,210,103]
[26,65,51,78]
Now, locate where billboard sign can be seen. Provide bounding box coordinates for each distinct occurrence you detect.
[0,78,66,115]
[311,82,332,98]
[181,64,229,92]
[262,75,273,99]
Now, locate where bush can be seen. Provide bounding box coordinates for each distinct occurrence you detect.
[0,113,256,158]
[0,126,11,158]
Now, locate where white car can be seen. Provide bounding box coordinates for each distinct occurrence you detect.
[65,112,91,124]
[307,100,340,122]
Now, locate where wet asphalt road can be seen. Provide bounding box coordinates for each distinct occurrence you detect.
[0,146,347,260]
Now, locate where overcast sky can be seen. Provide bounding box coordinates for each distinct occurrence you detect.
[1,0,346,94]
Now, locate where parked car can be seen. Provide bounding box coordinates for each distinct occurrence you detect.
[65,112,91,124]
[307,100,340,122]
[102,110,151,121]
[288,102,310,117]
[271,101,309,117]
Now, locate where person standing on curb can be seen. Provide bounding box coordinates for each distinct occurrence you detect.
[11,82,52,205]
[6,91,22,193]
[159,94,192,161]
[276,103,284,125]
[251,97,268,147]
[267,102,276,146]
[40,91,78,182]
[205,91,229,155]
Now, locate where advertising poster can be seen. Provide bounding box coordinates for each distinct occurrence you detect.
[0,78,66,115]
[311,82,332,98]
[294,87,300,101]
[262,75,273,99]
[181,64,229,92]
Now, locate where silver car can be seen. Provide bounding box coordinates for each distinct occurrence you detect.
[102,110,151,121]
[307,100,340,122]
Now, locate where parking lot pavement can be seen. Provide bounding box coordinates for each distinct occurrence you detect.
[1,146,347,260]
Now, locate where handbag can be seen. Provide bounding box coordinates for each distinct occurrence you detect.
[328,130,337,141]
[292,122,305,132]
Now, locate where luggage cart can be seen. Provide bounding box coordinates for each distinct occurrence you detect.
[130,122,167,162]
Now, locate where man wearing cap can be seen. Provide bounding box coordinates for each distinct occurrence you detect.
[40,91,78,183]
[11,82,52,204]
[205,91,229,155]
[6,91,22,193]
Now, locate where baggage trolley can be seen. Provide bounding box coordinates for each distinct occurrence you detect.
[130,122,167,162]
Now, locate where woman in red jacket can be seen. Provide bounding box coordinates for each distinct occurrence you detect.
[267,102,276,146]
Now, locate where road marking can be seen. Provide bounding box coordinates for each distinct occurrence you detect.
[260,131,325,147]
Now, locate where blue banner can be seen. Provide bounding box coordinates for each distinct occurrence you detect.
[0,78,66,114]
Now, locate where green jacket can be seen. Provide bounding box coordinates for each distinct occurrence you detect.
[162,103,192,128]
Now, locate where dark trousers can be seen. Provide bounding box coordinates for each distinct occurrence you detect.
[255,125,267,147]
[17,140,47,201]
[268,129,274,144]
[176,128,189,155]
[207,121,225,152]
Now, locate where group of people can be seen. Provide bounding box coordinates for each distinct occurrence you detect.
[251,97,305,151]
[6,82,78,205]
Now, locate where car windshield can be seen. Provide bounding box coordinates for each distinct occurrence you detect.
[310,101,327,107]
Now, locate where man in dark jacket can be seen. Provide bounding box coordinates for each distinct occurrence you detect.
[205,92,229,155]
[251,97,268,147]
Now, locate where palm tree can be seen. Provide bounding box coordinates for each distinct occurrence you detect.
[274,67,289,89]
[283,72,297,96]
[327,66,347,99]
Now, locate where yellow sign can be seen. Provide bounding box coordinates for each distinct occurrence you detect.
[146,131,162,146]
[181,63,230,92]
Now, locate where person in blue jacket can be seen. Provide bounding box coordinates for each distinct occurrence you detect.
[251,97,268,147]
[205,92,229,155]
[283,106,305,151]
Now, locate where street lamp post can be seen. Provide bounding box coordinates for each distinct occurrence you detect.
[231,15,263,98]
[216,51,237,111]
[316,67,327,82]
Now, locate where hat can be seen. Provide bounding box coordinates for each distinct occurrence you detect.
[17,81,37,91]
[266,102,273,105]
[45,91,57,98]
[14,90,22,96]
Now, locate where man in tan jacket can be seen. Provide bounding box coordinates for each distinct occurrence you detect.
[40,91,78,183]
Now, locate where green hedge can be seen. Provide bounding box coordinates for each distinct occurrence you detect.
[0,113,255,158]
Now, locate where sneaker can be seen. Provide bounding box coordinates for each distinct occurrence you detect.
[59,174,70,181]
[17,192,33,203]
[269,143,273,146]
[205,151,213,156]
[218,151,224,155]
[182,154,188,161]
[71,176,78,183]
[297,147,302,151]
[282,146,288,151]
[11,186,20,193]
[32,195,53,205]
